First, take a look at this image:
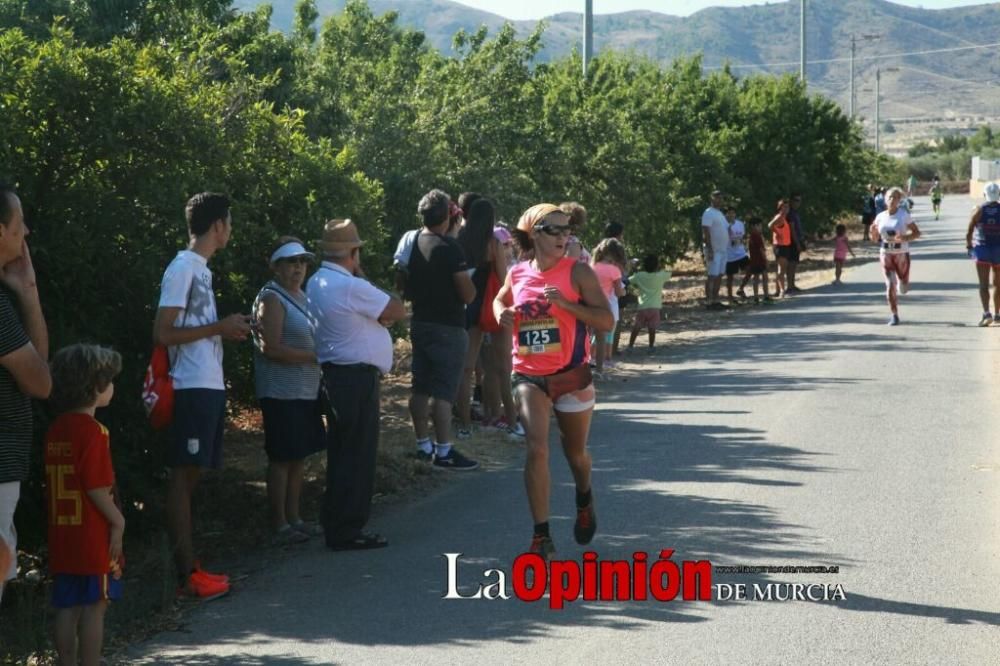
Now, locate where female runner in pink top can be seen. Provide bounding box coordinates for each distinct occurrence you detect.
[494,204,613,559]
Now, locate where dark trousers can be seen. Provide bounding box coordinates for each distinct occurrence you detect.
[321,363,381,544]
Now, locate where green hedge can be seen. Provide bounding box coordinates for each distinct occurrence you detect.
[0,25,381,541]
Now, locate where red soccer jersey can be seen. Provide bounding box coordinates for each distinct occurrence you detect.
[44,413,118,575]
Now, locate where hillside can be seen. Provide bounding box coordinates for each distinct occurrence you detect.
[234,0,1000,129]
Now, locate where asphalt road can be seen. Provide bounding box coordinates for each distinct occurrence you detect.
[130,194,1000,665]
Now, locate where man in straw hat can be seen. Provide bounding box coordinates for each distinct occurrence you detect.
[406,189,479,470]
[307,219,405,550]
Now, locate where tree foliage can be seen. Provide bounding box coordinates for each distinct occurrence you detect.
[904,125,999,181]
[0,19,380,538]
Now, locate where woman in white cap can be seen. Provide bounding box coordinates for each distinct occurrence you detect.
[252,236,326,544]
[870,187,921,326]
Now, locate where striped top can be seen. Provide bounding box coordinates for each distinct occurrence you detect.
[0,287,32,483]
[252,281,322,401]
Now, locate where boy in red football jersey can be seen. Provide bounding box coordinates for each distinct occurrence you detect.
[45,344,124,666]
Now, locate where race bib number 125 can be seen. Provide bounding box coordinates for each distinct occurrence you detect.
[518,317,561,355]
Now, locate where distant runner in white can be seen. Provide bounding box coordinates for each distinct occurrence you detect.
[870,186,921,326]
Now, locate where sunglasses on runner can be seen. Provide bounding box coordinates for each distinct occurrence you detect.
[536,224,573,237]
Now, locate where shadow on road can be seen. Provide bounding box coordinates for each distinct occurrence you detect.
[133,373,848,660]
[134,384,997,664]
[837,593,1000,626]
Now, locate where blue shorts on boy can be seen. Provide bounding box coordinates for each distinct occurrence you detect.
[52,573,123,608]
[169,388,226,469]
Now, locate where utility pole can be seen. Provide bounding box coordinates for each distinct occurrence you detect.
[583,0,593,76]
[849,33,881,120]
[875,66,899,152]
[800,0,806,84]
[850,34,856,118]
[875,67,880,152]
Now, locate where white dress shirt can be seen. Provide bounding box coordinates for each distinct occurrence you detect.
[306,262,393,374]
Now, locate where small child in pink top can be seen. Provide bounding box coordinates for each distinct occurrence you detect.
[590,239,626,372]
[833,223,855,284]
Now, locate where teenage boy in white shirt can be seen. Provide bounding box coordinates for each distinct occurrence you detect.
[153,192,251,599]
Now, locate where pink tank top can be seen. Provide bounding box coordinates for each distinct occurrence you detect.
[510,256,589,375]
[834,236,849,260]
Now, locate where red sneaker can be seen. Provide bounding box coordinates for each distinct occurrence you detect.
[193,561,229,583]
[178,570,230,601]
[529,534,556,560]
[574,502,597,545]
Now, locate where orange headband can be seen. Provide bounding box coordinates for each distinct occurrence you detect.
[516,203,564,232]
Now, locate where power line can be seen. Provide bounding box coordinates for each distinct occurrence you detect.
[901,82,1000,92]
[839,80,1000,95]
[706,41,1000,71]
[844,65,1000,97]
[872,113,1000,122]
[893,64,996,87]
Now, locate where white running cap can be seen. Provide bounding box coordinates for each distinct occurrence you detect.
[270,241,315,264]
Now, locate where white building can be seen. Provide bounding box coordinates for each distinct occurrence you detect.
[970,156,1000,198]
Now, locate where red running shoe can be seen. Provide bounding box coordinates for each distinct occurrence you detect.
[179,570,230,601]
[529,534,556,560]
[193,560,229,583]
[574,502,597,545]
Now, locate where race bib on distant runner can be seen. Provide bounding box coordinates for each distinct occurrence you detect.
[517,316,561,355]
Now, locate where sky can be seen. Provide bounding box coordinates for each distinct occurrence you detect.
[450,1,993,20]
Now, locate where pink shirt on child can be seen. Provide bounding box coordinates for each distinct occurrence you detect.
[591,262,622,298]
[834,236,849,261]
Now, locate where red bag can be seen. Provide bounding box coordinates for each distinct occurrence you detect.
[142,345,174,430]
[478,270,502,333]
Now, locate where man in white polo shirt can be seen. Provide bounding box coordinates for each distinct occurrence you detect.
[307,219,405,551]
[701,190,730,310]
